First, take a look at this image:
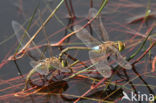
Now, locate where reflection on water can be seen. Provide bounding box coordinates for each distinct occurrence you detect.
[14,78,123,103]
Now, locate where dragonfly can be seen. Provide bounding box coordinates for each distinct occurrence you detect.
[73,8,132,78]
[12,20,77,90]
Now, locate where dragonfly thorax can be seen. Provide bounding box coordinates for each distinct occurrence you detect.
[92,41,118,53]
[48,57,62,68]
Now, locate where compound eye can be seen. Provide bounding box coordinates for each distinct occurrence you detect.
[61,60,68,67]
[118,41,125,51]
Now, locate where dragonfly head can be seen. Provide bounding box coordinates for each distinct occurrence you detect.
[116,41,125,51]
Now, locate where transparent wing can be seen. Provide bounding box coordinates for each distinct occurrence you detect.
[33,62,49,75]
[89,50,112,78]
[74,25,101,48]
[88,8,109,41]
[108,46,132,70]
[12,20,45,61]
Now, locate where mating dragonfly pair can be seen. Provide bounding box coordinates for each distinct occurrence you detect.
[12,8,131,90]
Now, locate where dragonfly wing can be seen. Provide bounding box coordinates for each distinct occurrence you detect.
[88,8,109,41]
[74,25,101,48]
[12,21,30,47]
[34,62,49,75]
[108,46,132,70]
[50,62,71,73]
[89,50,112,78]
[12,20,45,60]
[30,60,40,67]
